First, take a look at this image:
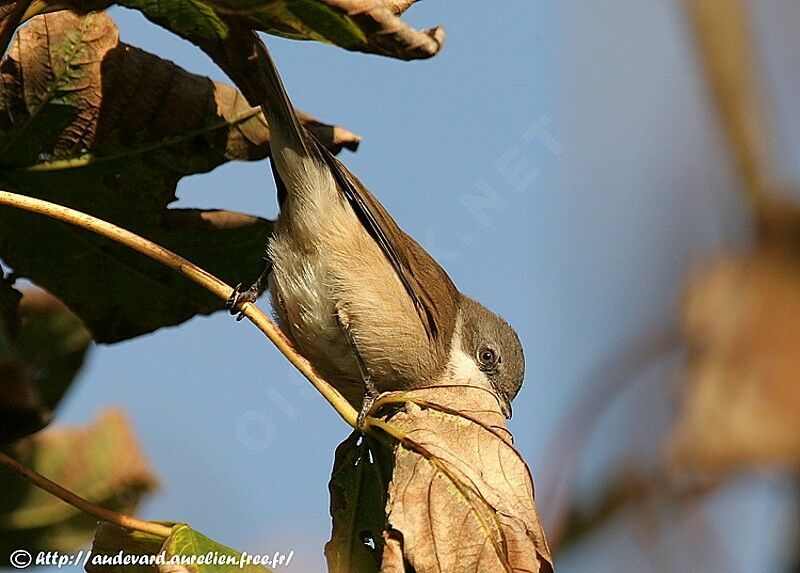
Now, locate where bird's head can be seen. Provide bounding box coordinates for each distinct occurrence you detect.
[454,295,525,418]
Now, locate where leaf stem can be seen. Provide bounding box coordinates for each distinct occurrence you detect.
[0,449,173,538]
[0,190,359,429]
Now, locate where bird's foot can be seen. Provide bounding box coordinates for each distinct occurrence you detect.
[226,248,272,321]
[226,282,259,321]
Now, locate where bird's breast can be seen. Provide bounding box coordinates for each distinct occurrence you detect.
[269,237,356,359]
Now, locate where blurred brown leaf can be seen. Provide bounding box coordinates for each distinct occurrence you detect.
[384,386,553,573]
[674,0,800,476]
[0,408,158,555]
[0,0,29,57]
[670,241,800,473]
[0,287,91,445]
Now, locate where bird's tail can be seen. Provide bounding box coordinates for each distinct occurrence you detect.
[251,36,311,160]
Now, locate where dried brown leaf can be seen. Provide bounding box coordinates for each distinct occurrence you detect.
[115,0,443,61]
[30,0,443,61]
[383,386,553,573]
[244,0,445,60]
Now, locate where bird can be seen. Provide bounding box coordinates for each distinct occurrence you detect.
[229,37,525,428]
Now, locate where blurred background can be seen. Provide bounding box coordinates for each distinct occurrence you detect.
[6,0,800,571]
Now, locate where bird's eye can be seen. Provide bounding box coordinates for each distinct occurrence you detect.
[477,346,499,369]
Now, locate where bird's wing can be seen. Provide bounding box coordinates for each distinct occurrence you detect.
[313,138,460,342]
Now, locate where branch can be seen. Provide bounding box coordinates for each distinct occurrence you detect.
[0,190,359,428]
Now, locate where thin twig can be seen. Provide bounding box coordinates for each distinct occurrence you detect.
[0,449,173,538]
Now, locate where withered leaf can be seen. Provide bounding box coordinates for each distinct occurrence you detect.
[0,408,158,556]
[0,1,29,57]
[0,288,91,445]
[382,386,553,573]
[0,1,18,23]
[52,0,443,61]
[0,11,359,342]
[675,0,800,475]
[205,0,444,60]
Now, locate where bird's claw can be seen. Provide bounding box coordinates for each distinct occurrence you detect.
[356,386,380,432]
[226,282,259,321]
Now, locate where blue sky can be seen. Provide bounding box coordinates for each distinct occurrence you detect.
[33,2,800,572]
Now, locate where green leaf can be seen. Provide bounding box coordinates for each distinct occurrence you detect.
[164,524,281,572]
[0,11,359,342]
[87,522,283,572]
[325,432,393,573]
[125,0,229,41]
[0,287,91,444]
[0,409,158,557]
[85,523,167,572]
